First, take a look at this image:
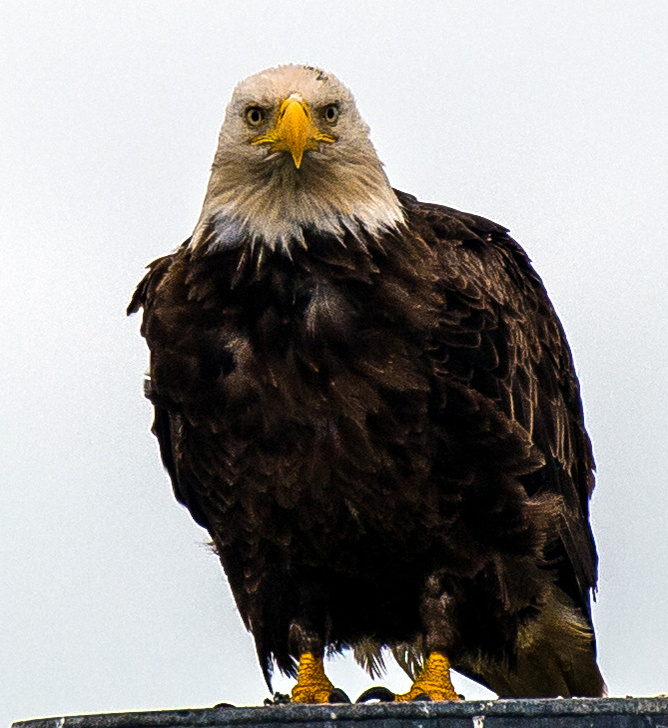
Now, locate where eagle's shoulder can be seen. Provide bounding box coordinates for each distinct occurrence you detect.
[126,245,184,317]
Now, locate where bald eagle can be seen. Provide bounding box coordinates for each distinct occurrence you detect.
[128,64,605,702]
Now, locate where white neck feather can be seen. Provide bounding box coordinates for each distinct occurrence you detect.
[189,149,403,253]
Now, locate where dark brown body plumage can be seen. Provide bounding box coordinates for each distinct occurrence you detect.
[129,190,604,698]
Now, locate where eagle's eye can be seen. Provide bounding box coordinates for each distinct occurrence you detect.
[245,106,264,127]
[323,104,339,124]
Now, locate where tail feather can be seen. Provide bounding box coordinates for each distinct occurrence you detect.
[462,588,605,698]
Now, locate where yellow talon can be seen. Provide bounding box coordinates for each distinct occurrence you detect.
[291,652,335,703]
[394,651,460,702]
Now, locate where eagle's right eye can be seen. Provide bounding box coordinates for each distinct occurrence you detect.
[323,104,339,124]
[245,107,264,127]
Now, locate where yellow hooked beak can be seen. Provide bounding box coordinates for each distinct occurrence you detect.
[251,95,335,168]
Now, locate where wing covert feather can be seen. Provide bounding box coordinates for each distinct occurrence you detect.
[399,191,597,612]
[128,244,214,532]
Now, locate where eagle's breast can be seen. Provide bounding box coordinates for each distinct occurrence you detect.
[152,226,439,565]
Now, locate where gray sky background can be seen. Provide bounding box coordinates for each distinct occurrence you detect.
[2,2,667,726]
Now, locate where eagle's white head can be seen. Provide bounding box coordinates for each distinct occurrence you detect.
[190,65,403,252]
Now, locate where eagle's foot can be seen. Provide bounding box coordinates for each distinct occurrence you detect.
[393,651,459,702]
[291,652,339,703]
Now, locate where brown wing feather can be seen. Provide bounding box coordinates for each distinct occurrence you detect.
[128,246,216,532]
[399,190,597,614]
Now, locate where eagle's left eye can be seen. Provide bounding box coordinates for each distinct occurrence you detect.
[245,106,265,127]
[323,104,339,124]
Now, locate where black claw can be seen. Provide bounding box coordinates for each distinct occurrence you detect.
[413,693,432,701]
[213,702,235,708]
[356,686,396,703]
[264,692,291,706]
[328,688,351,703]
